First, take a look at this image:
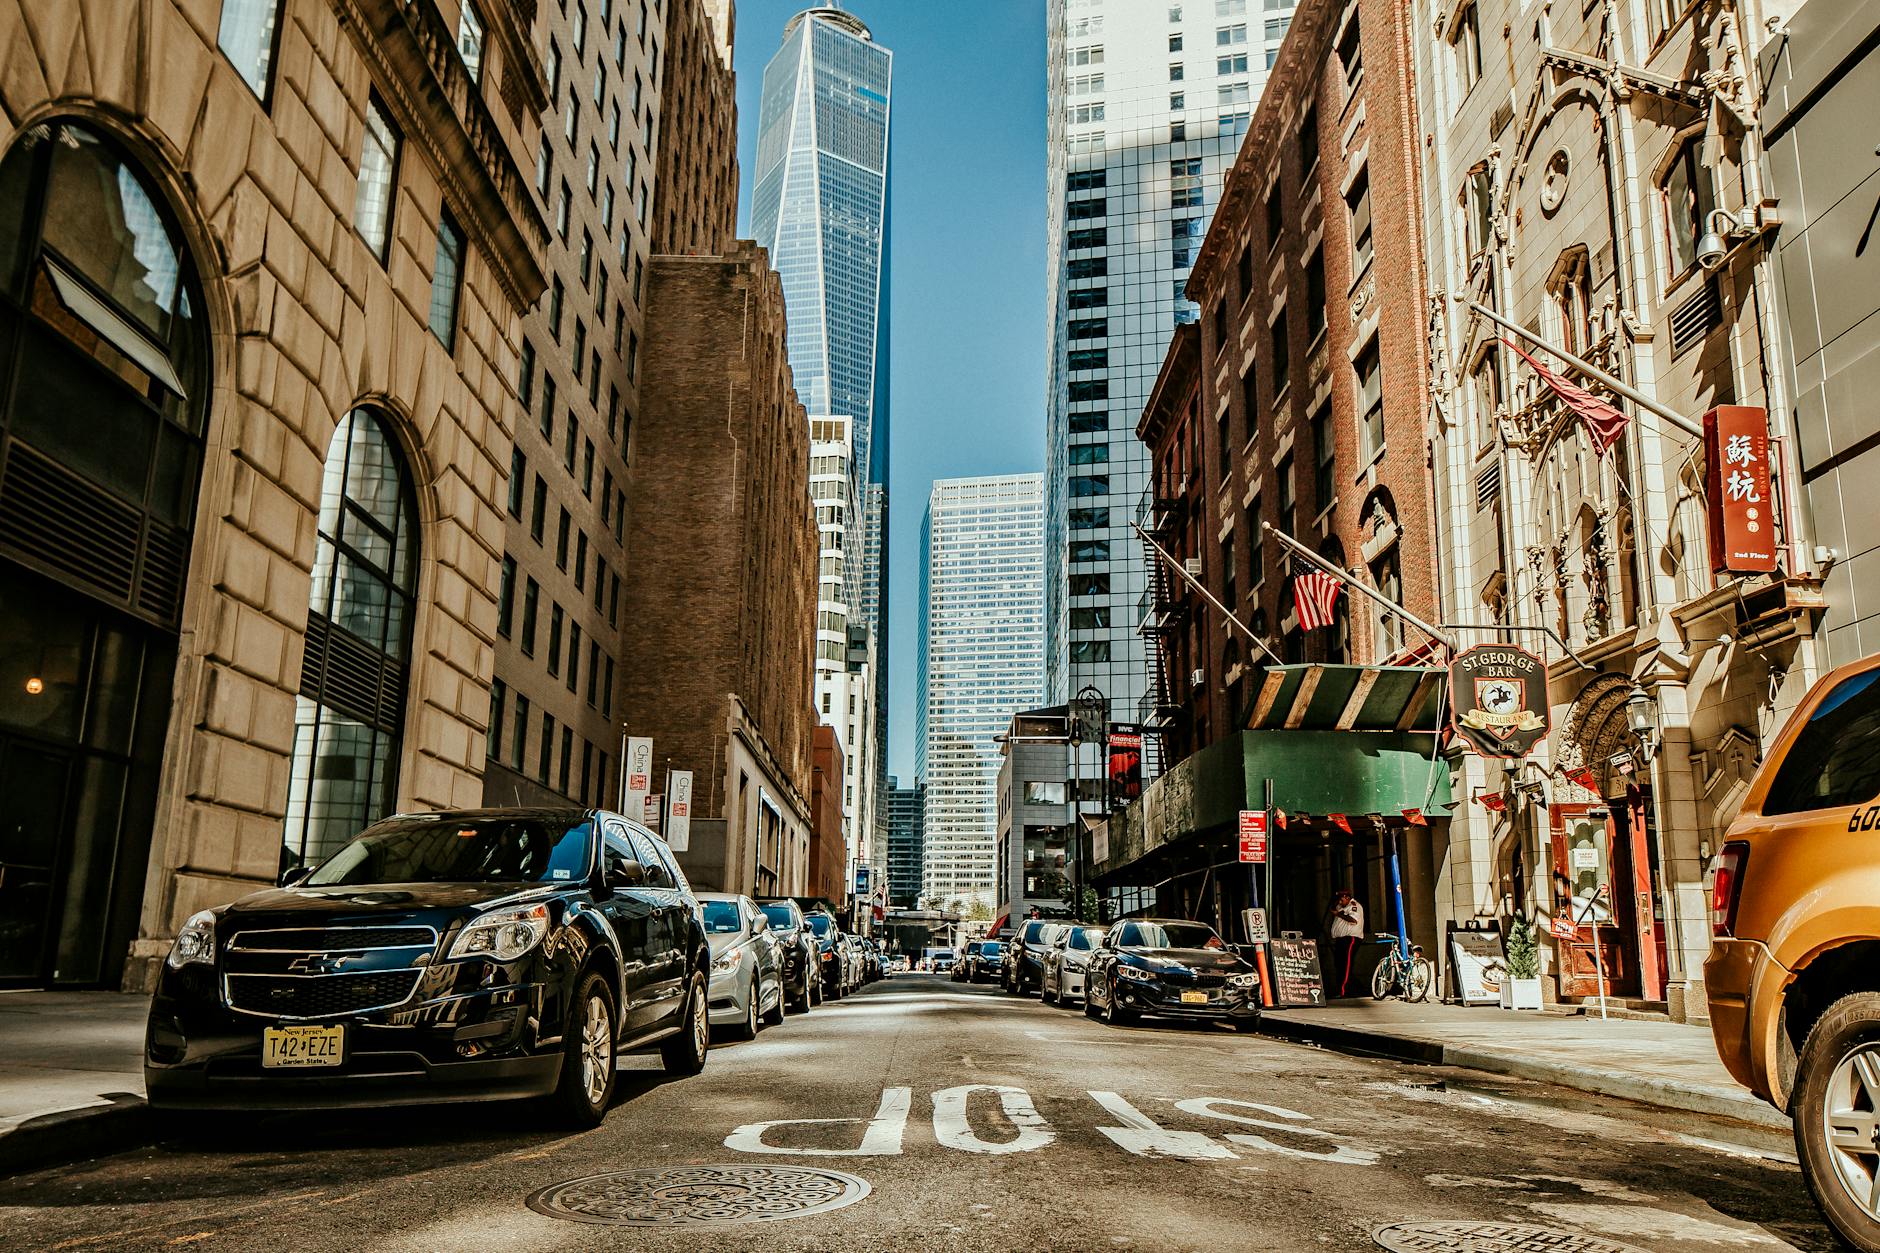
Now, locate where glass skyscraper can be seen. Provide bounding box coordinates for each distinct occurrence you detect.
[917,475,1046,910]
[1043,0,1292,769]
[752,6,893,896]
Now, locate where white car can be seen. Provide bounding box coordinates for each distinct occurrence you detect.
[699,893,785,1039]
[1041,925,1105,1006]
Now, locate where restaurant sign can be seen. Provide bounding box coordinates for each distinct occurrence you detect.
[1449,643,1549,758]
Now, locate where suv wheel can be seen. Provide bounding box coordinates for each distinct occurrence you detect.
[547,972,616,1128]
[660,973,710,1075]
[1793,992,1880,1251]
[792,970,814,1014]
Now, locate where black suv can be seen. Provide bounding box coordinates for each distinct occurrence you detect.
[1003,919,1061,994]
[144,808,711,1128]
[755,897,818,1012]
[803,910,846,998]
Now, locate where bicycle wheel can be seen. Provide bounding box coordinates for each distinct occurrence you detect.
[1370,956,1394,1000]
[1406,955,1434,1003]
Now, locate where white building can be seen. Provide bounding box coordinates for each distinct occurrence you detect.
[1043,0,1295,773]
[917,475,1047,910]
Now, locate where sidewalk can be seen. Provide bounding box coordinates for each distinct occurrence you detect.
[0,991,151,1175]
[1258,997,1788,1131]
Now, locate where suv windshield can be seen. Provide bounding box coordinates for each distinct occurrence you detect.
[1119,921,1223,950]
[759,903,796,930]
[306,816,593,887]
[701,901,743,933]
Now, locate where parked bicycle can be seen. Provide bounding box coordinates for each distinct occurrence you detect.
[1370,932,1433,1002]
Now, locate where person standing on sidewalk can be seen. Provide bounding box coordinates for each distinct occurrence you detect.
[1329,889,1365,996]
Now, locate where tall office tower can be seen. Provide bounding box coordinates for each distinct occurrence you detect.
[750,6,894,898]
[886,777,926,908]
[486,0,679,810]
[1043,0,1294,769]
[809,417,877,880]
[916,476,1047,910]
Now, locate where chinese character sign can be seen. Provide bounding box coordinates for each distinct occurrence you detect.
[667,770,694,853]
[625,737,653,827]
[1704,406,1778,574]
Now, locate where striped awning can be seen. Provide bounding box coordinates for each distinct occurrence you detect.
[1243,664,1446,734]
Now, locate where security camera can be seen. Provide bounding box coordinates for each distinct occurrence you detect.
[1696,228,1728,271]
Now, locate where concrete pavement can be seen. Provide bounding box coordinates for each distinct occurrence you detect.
[0,974,1833,1251]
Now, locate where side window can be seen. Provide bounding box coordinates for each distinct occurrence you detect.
[624,827,673,888]
[601,823,637,880]
[1763,671,1880,815]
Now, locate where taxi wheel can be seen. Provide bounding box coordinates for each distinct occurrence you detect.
[546,971,616,1128]
[1793,992,1880,1252]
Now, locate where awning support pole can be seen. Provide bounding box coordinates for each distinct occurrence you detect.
[1261,523,1459,652]
[1387,828,1411,965]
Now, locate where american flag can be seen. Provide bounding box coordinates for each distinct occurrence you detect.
[1293,568,1344,631]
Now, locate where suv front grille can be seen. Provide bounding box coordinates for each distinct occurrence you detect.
[227,926,437,952]
[226,970,421,1019]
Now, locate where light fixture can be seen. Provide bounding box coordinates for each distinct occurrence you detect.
[24,676,44,696]
[1625,688,1657,738]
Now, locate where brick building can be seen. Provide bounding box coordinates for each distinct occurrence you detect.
[808,723,844,903]
[651,0,737,256]
[1101,0,1452,968]
[621,244,818,897]
[0,0,547,989]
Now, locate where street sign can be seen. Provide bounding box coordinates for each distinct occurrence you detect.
[1237,810,1268,863]
[1242,907,1268,945]
[667,770,693,853]
[1449,643,1549,758]
[625,737,653,827]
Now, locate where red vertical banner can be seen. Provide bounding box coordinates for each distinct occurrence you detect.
[1703,406,1778,574]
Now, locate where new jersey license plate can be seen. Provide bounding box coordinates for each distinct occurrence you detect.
[262,1024,345,1068]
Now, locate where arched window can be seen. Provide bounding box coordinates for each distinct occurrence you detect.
[282,409,419,868]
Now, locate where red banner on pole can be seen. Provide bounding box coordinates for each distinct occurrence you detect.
[1703,405,1778,574]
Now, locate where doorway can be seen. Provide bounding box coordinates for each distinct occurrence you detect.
[0,739,73,982]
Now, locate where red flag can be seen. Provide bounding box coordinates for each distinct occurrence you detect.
[1502,338,1629,457]
[1273,809,1288,829]
[1474,789,1507,813]
[1563,765,1598,791]
[1330,813,1352,834]
[1293,568,1344,631]
[1402,808,1427,826]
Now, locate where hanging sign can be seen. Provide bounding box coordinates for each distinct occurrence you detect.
[1703,405,1778,574]
[1107,725,1144,806]
[1238,810,1268,863]
[1449,644,1550,758]
[667,770,694,853]
[625,737,654,826]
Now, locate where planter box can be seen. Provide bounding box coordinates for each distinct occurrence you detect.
[1500,977,1543,1011]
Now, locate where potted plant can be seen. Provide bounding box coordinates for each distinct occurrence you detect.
[1500,916,1543,1010]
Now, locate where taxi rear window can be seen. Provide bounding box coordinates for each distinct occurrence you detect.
[1763,670,1880,816]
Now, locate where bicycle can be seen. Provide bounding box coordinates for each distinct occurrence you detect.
[1370,932,1433,1002]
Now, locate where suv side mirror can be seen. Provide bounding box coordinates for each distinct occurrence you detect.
[606,856,646,889]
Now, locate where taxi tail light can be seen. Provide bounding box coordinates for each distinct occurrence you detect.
[1710,842,1749,937]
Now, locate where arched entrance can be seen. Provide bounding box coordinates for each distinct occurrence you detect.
[0,120,210,986]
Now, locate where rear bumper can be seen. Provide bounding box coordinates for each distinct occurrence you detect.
[1703,937,1784,1105]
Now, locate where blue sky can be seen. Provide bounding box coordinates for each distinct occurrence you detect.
[732,1,1048,782]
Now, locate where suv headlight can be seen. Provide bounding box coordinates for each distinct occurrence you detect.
[1227,972,1259,989]
[447,902,550,962]
[1117,964,1155,983]
[167,909,217,969]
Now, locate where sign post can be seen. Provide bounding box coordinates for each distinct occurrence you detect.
[1238,809,1273,1007]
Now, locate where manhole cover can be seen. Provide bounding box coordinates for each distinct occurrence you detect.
[527,1164,871,1226]
[1373,1222,1651,1253]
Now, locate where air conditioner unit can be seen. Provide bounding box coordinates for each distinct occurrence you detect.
[1189,668,1207,689]
[1183,557,1203,578]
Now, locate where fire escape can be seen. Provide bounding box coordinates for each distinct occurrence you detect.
[1135,483,1189,784]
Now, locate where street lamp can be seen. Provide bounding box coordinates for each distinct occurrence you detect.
[1625,687,1660,763]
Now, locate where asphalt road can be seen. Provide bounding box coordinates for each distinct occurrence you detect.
[0,973,1836,1252]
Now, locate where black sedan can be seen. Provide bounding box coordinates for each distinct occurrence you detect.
[1084,918,1260,1030]
[144,808,711,1128]
[755,897,820,1012]
[972,939,1006,983]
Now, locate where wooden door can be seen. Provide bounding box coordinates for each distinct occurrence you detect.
[1548,803,1628,1000]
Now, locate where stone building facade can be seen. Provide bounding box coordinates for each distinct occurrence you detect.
[621,244,818,897]
[0,0,546,989]
[808,722,844,903]
[483,0,669,814]
[1417,0,1825,1016]
[651,0,737,256]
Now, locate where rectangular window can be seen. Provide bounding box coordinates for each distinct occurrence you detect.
[1452,3,1482,95]
[567,622,581,694]
[1248,496,1264,585]
[1067,227,1107,249]
[1169,62,1185,81]
[1069,411,1106,434]
[1069,318,1107,340]
[1070,607,1111,630]
[1070,506,1110,529]
[1305,249,1326,340]
[548,604,564,676]
[1068,256,1108,280]
[1265,181,1283,249]
[1069,443,1109,465]
[559,727,573,794]
[1067,199,1107,221]
[1070,540,1111,562]
[218,0,283,100]
[497,556,516,636]
[428,214,464,348]
[521,578,540,655]
[530,476,547,542]
[1312,402,1335,507]
[1240,362,1258,434]
[1070,641,1112,664]
[1068,287,1108,309]
[1660,139,1715,278]
[581,740,593,804]
[593,556,607,610]
[1024,781,1069,805]
[1338,15,1364,93]
[1069,474,1110,497]
[556,508,571,570]
[1218,54,1249,75]
[1356,340,1384,456]
[582,440,595,497]
[1070,572,1110,597]
[1217,23,1247,44]
[1067,348,1108,370]
[627,330,639,380]
[512,693,529,767]
[508,449,526,519]
[353,96,399,261]
[1068,170,1107,192]
[1069,380,1108,403]
[575,532,589,592]
[1270,308,1290,394]
[1300,105,1319,173]
[538,712,554,785]
[587,642,602,706]
[1347,170,1373,274]
[486,679,505,761]
[549,277,565,340]
[579,229,593,286]
[456,2,485,80]
[518,338,536,410]
[540,376,557,438]
[603,657,615,716]
[1278,456,1296,537]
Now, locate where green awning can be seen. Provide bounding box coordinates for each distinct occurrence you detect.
[1243,664,1446,733]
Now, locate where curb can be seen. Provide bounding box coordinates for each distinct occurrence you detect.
[0,1097,154,1178]
[1256,1014,1788,1132]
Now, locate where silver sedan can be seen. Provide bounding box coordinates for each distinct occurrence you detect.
[1041,925,1105,1006]
[699,893,785,1040]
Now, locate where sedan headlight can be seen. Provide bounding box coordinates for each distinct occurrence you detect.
[712,948,743,974]
[1116,964,1155,983]
[1064,956,1088,972]
[1227,972,1259,989]
[167,909,217,969]
[447,902,549,962]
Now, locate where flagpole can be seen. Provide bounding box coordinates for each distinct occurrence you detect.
[1260,523,1457,651]
[1453,296,1703,439]
[1132,522,1285,666]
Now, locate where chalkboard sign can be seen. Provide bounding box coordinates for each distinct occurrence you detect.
[1268,937,1325,1007]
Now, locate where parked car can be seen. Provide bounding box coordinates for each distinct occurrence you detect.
[1042,925,1105,1006]
[698,893,785,1040]
[1003,920,1065,994]
[951,942,980,982]
[755,897,819,1012]
[1085,918,1260,1030]
[840,933,866,990]
[144,808,711,1129]
[932,953,954,975]
[1704,653,1880,1250]
[805,911,846,999]
[972,938,1006,983]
